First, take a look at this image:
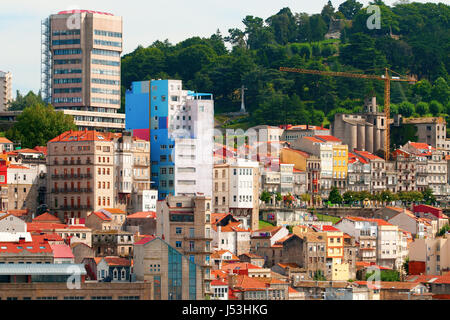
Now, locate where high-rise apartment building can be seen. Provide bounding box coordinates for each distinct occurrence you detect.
[0,71,12,112]
[47,130,115,222]
[125,79,214,200]
[42,10,125,131]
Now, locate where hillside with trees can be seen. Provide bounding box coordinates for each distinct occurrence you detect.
[120,1,449,129]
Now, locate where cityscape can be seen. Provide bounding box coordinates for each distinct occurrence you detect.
[0,0,449,303]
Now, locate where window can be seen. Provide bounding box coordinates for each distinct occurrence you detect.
[176,241,182,248]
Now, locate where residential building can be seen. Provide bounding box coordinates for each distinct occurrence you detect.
[86,208,126,231]
[395,116,449,155]
[290,136,333,196]
[156,195,213,296]
[213,159,259,230]
[353,150,385,193]
[47,130,115,222]
[388,208,436,239]
[228,274,289,300]
[50,243,74,264]
[247,125,284,159]
[124,211,156,236]
[211,216,250,257]
[0,265,152,300]
[211,278,229,300]
[0,71,12,112]
[280,124,330,144]
[27,219,92,247]
[238,253,265,268]
[91,230,134,257]
[409,234,450,275]
[43,10,125,131]
[402,141,448,198]
[133,236,204,300]
[125,79,214,200]
[211,249,240,269]
[413,204,449,231]
[96,256,131,281]
[347,152,370,192]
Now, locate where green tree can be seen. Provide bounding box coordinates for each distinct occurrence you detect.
[429,100,444,116]
[6,104,77,148]
[398,101,415,117]
[438,224,450,237]
[266,8,298,45]
[8,90,46,111]
[415,102,429,116]
[431,77,449,105]
[275,192,283,203]
[309,14,328,42]
[381,190,395,203]
[321,0,335,26]
[412,79,432,102]
[343,191,356,204]
[300,194,311,203]
[328,187,343,204]
[403,257,409,275]
[313,270,327,281]
[260,191,271,203]
[421,187,436,205]
[338,0,363,20]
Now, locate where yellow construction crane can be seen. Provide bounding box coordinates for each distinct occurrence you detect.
[279,66,417,161]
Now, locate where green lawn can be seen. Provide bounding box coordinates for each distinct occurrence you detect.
[259,220,275,229]
[313,213,341,224]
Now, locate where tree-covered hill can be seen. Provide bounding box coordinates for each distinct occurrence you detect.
[121,1,450,127]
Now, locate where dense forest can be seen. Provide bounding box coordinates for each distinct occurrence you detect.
[120,0,450,128]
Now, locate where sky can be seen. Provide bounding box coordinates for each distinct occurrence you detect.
[0,0,445,97]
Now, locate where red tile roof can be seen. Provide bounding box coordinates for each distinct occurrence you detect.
[0,238,52,254]
[126,211,156,219]
[50,243,74,259]
[353,149,383,161]
[90,211,111,221]
[102,208,126,215]
[0,137,13,144]
[7,164,30,170]
[409,142,433,150]
[32,213,60,223]
[33,146,47,155]
[49,130,112,143]
[314,135,341,142]
[303,136,324,143]
[221,262,261,273]
[211,279,228,286]
[134,236,156,245]
[103,256,131,267]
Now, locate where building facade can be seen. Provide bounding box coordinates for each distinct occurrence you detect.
[125,79,214,200]
[0,71,12,112]
[43,10,125,131]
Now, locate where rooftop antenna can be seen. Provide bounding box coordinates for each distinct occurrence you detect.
[240,85,247,113]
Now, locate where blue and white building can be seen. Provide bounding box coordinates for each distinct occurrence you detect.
[125,79,214,200]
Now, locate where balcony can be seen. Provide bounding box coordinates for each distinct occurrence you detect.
[59,205,93,210]
[184,236,213,241]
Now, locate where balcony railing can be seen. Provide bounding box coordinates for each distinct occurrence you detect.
[52,188,93,194]
[59,205,93,210]
[51,174,92,180]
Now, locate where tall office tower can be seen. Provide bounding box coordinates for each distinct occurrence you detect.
[42,10,125,131]
[0,71,12,111]
[126,79,214,200]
